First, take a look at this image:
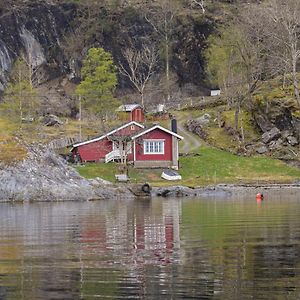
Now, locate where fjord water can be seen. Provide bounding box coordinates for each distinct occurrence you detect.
[0,196,300,299]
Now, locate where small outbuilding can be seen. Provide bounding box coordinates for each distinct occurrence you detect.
[210,89,221,96]
[117,104,145,123]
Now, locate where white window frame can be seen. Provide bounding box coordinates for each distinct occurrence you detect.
[143,139,165,154]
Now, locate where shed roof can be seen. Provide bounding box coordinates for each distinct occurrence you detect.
[117,104,142,112]
[131,124,184,140]
[72,121,144,148]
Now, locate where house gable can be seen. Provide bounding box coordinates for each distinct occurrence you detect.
[131,125,183,141]
[132,128,173,166]
[72,121,144,148]
[132,125,183,169]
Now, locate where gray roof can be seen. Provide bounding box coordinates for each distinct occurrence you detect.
[117,104,142,112]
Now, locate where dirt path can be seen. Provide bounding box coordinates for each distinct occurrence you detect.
[176,118,202,153]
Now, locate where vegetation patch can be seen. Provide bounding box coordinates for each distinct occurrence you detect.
[76,146,300,187]
[0,138,27,165]
[179,146,300,187]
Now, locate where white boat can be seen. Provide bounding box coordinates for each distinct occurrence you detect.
[161,169,182,181]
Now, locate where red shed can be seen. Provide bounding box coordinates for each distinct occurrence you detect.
[117,104,145,123]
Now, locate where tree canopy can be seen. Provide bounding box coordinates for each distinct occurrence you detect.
[1,58,38,123]
[76,47,119,117]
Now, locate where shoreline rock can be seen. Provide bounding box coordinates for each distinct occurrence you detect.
[0,147,133,202]
[152,183,300,198]
[1,146,300,202]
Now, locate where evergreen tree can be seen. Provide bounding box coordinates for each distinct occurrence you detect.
[76,47,119,118]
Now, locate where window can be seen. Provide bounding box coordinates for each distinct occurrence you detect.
[144,140,164,154]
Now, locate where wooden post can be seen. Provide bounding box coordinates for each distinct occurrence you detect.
[79,95,82,141]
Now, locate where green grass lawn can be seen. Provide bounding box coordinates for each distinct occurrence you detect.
[75,145,300,187]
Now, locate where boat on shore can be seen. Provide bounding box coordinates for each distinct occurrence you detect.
[161,169,182,181]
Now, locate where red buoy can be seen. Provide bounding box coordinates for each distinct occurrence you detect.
[256,193,264,201]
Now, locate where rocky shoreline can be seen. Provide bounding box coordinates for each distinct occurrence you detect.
[1,147,300,202]
[152,183,300,198]
[0,147,133,202]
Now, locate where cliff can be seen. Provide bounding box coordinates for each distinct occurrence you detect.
[0,0,218,97]
[0,1,76,91]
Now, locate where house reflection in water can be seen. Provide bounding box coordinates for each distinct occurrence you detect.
[82,198,183,265]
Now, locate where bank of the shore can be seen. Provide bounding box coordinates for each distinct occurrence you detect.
[1,147,300,202]
[152,183,300,198]
[76,146,300,188]
[0,147,134,202]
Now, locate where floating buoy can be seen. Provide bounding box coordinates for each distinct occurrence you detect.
[256,193,264,201]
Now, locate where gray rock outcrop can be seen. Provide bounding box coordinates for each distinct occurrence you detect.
[255,144,268,154]
[42,114,64,126]
[152,185,232,198]
[261,127,281,144]
[0,146,131,202]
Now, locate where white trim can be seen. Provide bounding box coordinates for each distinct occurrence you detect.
[131,125,184,140]
[143,139,165,142]
[143,140,165,155]
[72,121,144,148]
[133,139,136,161]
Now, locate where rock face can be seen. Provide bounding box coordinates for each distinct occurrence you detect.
[0,1,76,90]
[0,146,130,202]
[261,127,281,144]
[253,100,300,156]
[186,119,208,140]
[42,114,64,126]
[0,1,217,96]
[152,185,232,198]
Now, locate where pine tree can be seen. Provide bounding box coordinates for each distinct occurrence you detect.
[76,48,119,119]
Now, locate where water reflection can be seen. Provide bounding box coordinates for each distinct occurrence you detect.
[0,196,299,299]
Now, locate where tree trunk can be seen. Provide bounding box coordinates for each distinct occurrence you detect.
[141,92,144,107]
[292,56,300,107]
[234,102,240,132]
[240,112,245,143]
[18,65,23,128]
[165,34,170,104]
[79,95,82,141]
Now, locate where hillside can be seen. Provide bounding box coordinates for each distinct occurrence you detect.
[0,0,300,187]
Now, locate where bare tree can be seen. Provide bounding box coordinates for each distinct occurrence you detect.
[206,21,267,134]
[188,0,206,13]
[118,43,158,107]
[145,0,180,104]
[245,0,300,107]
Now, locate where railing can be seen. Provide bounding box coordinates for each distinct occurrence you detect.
[105,149,121,163]
[48,136,82,150]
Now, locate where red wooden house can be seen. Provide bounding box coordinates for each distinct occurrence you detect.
[71,121,183,169]
[117,104,145,123]
[131,124,183,169]
[71,121,144,163]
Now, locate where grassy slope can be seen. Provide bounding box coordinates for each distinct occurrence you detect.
[2,87,300,186]
[75,96,300,187]
[0,118,27,164]
[76,145,300,187]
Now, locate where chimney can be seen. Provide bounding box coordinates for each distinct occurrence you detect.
[171,118,177,134]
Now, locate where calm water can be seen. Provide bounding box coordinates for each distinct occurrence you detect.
[0,195,300,299]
